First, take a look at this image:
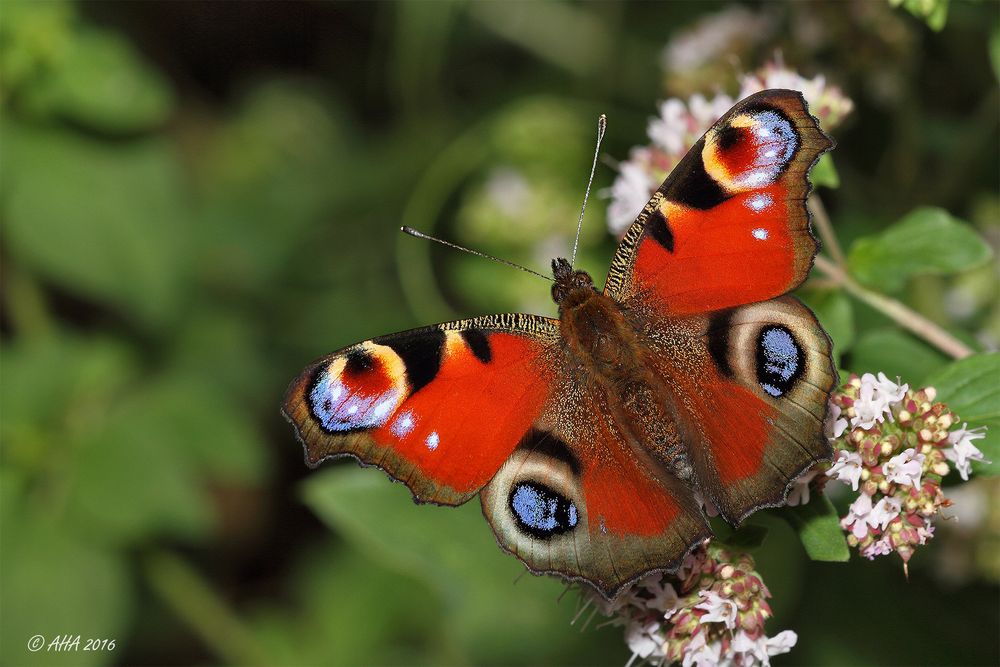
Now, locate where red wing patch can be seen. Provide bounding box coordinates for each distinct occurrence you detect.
[368,332,552,496]
[633,186,801,315]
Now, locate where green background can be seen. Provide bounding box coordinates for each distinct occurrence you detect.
[1,1,998,665]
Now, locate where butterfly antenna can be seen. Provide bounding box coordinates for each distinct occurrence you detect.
[401,226,553,282]
[570,114,607,267]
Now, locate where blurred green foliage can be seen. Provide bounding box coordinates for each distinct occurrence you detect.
[1,1,998,666]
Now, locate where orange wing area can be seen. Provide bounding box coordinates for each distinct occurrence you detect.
[283,315,559,505]
[604,89,833,314]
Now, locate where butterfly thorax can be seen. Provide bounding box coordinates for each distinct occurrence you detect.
[551,258,640,379]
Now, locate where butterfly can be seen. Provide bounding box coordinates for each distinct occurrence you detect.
[283,89,837,599]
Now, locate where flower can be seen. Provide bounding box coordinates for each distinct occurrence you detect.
[850,372,908,429]
[827,449,863,490]
[785,469,820,506]
[870,496,902,530]
[626,619,662,659]
[825,374,990,566]
[842,493,877,539]
[882,448,924,488]
[695,591,737,629]
[606,154,657,234]
[943,423,990,481]
[586,545,797,667]
[825,402,849,439]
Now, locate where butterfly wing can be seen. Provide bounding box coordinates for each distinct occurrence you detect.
[627,295,837,524]
[604,89,837,524]
[604,89,833,313]
[480,376,710,599]
[283,314,561,505]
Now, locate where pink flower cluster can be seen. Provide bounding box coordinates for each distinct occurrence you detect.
[825,373,989,566]
[590,545,796,667]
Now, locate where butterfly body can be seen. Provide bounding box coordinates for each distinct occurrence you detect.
[284,90,837,598]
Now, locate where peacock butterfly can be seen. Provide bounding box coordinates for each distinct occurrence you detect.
[283,89,837,599]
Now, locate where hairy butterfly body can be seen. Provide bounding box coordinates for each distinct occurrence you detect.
[283,89,837,598]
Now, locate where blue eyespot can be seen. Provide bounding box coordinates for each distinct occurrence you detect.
[509,481,578,539]
[756,325,803,397]
[309,366,399,433]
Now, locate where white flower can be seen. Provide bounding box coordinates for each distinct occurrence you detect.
[825,402,849,440]
[870,496,902,530]
[827,450,863,490]
[873,372,908,406]
[625,619,662,659]
[643,578,680,615]
[765,630,798,658]
[860,536,893,560]
[842,493,877,539]
[943,423,989,481]
[731,629,798,667]
[851,372,907,429]
[682,632,723,667]
[606,155,656,235]
[648,99,690,154]
[917,522,935,545]
[696,591,738,629]
[688,92,735,128]
[883,448,924,488]
[785,469,818,506]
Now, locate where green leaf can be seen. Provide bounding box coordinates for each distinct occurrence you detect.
[889,0,949,31]
[775,495,850,562]
[811,153,840,189]
[2,123,190,326]
[301,467,622,666]
[847,207,993,292]
[924,352,1000,476]
[21,27,174,133]
[849,327,948,385]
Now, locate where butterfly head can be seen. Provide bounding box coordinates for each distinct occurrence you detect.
[551,257,596,308]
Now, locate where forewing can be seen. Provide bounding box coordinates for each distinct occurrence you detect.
[604,89,833,314]
[283,314,560,506]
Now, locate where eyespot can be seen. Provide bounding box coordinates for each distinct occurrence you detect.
[508,481,579,539]
[755,325,804,397]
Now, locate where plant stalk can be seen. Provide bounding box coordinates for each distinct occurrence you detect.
[813,255,974,360]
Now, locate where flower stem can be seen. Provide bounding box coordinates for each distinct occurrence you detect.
[813,255,974,359]
[808,195,846,267]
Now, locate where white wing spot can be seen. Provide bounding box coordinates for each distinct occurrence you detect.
[745,193,773,213]
[425,431,440,451]
[391,411,415,437]
[752,228,769,240]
